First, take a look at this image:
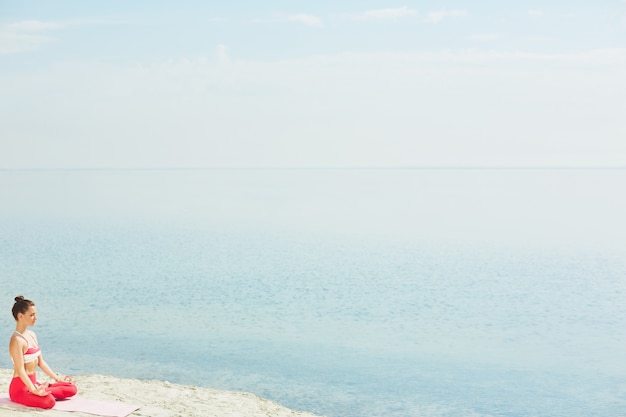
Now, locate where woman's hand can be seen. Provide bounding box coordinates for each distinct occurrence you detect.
[55,375,74,383]
[30,385,48,396]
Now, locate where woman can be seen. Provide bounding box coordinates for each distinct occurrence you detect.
[8,296,77,409]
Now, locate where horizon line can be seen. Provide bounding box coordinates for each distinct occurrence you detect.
[1,165,626,172]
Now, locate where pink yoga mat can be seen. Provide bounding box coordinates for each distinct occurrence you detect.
[0,393,140,417]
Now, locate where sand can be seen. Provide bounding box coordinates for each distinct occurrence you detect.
[0,368,324,417]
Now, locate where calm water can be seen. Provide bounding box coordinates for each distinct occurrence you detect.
[0,169,625,417]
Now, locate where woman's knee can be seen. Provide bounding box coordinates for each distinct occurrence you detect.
[24,394,55,409]
[49,382,78,399]
[40,395,56,409]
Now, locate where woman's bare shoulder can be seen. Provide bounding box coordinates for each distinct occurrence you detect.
[9,332,25,347]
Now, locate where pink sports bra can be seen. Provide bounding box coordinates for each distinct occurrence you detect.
[13,331,41,364]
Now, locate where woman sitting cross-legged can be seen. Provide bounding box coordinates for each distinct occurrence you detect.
[8,295,78,409]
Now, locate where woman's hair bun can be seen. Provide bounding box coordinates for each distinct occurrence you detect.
[12,295,34,320]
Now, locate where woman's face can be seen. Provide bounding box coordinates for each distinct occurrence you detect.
[19,306,37,327]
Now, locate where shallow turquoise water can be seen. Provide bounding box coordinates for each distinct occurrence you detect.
[1,170,625,417]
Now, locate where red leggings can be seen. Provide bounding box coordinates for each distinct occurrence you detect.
[9,374,77,409]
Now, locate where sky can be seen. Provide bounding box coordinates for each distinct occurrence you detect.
[1,1,625,169]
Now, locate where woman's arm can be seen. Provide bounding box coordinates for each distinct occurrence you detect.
[37,356,61,381]
[38,354,74,383]
[30,332,74,383]
[9,336,47,396]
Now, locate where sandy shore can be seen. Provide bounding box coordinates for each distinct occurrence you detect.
[0,368,323,417]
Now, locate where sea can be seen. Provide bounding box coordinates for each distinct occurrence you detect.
[0,168,624,417]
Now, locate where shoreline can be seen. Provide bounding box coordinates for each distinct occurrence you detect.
[0,368,323,417]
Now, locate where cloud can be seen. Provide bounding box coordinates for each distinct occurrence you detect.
[528,9,545,17]
[286,14,323,28]
[251,13,324,27]
[6,20,64,31]
[425,9,467,24]
[0,32,54,54]
[468,33,499,42]
[3,47,624,169]
[0,20,63,54]
[350,7,417,21]
[523,35,554,42]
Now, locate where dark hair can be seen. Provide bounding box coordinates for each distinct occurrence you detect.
[12,296,35,320]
